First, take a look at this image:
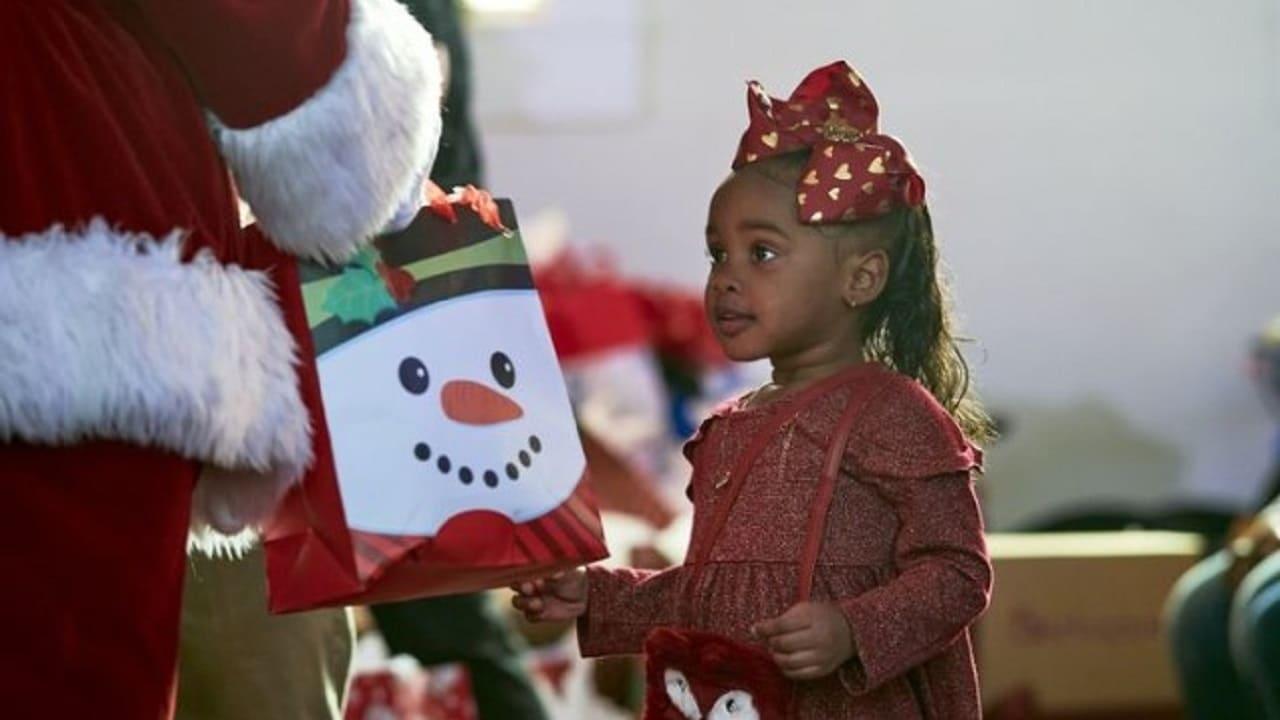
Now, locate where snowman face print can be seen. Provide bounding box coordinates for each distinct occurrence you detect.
[317,290,585,536]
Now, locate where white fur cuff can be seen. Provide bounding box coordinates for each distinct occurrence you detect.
[211,0,444,264]
[0,220,313,485]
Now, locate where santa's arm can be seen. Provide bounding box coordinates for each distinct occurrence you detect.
[137,0,442,262]
[577,565,688,656]
[834,470,991,694]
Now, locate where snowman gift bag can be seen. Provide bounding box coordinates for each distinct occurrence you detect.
[264,197,607,612]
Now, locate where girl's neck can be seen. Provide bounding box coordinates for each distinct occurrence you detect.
[767,342,867,392]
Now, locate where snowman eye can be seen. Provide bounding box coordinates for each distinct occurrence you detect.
[490,351,516,389]
[398,357,430,395]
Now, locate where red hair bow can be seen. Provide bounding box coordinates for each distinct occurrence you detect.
[732,61,925,224]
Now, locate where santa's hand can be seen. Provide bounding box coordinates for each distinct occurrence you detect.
[751,601,856,680]
[381,164,431,235]
[510,569,588,623]
[191,465,286,535]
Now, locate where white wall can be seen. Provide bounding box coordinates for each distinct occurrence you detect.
[470,0,1280,523]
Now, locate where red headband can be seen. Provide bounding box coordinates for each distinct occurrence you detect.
[732,61,925,224]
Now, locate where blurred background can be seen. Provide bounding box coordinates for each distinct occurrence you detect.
[344,1,1280,718]
[474,0,1280,522]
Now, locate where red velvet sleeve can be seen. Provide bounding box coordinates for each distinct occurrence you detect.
[576,565,688,657]
[833,376,990,693]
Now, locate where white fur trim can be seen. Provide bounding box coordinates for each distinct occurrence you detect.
[187,525,260,559]
[0,220,313,488]
[211,0,444,263]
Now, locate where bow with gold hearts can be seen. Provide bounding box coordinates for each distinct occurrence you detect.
[731,60,925,224]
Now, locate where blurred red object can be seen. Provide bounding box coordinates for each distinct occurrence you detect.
[580,428,677,529]
[345,663,476,720]
[533,248,726,371]
[345,669,421,720]
[420,665,476,720]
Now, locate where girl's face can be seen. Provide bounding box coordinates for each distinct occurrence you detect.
[703,169,857,364]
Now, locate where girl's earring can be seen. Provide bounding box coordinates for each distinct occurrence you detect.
[845,297,858,309]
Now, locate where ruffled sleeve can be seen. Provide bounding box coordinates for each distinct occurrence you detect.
[679,399,737,502]
[832,374,990,694]
[843,373,982,481]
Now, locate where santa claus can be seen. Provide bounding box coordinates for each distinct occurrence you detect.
[0,1,442,717]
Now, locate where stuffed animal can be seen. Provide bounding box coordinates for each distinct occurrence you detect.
[642,628,791,719]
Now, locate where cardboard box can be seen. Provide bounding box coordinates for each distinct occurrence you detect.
[978,531,1203,713]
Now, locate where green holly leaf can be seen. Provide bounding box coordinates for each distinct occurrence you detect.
[352,245,383,274]
[322,266,398,325]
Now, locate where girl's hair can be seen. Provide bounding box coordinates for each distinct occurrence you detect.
[748,154,995,444]
[846,206,994,444]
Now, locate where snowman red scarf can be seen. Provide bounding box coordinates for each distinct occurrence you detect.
[641,382,874,719]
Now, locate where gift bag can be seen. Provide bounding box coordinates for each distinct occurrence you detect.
[265,197,607,612]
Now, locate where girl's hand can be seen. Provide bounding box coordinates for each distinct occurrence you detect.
[751,601,856,680]
[510,569,588,623]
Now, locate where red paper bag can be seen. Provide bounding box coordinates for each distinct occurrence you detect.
[265,200,607,612]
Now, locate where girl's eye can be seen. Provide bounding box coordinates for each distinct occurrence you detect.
[706,246,727,265]
[751,244,778,263]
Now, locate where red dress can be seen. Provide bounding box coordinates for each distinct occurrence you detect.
[0,1,440,717]
[579,363,991,718]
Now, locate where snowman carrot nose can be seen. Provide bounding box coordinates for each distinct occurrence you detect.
[441,379,524,425]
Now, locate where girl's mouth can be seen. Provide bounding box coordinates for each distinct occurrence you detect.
[713,310,755,337]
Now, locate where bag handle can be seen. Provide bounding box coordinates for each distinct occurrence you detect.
[680,365,877,617]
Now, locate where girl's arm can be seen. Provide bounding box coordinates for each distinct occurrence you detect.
[576,411,725,656]
[577,564,688,656]
[836,469,991,694]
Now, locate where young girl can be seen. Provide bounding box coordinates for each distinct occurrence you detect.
[513,60,993,719]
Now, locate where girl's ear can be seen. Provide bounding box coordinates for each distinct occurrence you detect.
[842,248,890,308]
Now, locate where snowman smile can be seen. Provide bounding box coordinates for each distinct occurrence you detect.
[412,433,545,489]
[397,349,550,490]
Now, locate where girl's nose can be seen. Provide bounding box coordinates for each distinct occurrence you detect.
[710,268,741,294]
[441,380,524,425]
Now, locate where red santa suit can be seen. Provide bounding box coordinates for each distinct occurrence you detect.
[0,1,442,717]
